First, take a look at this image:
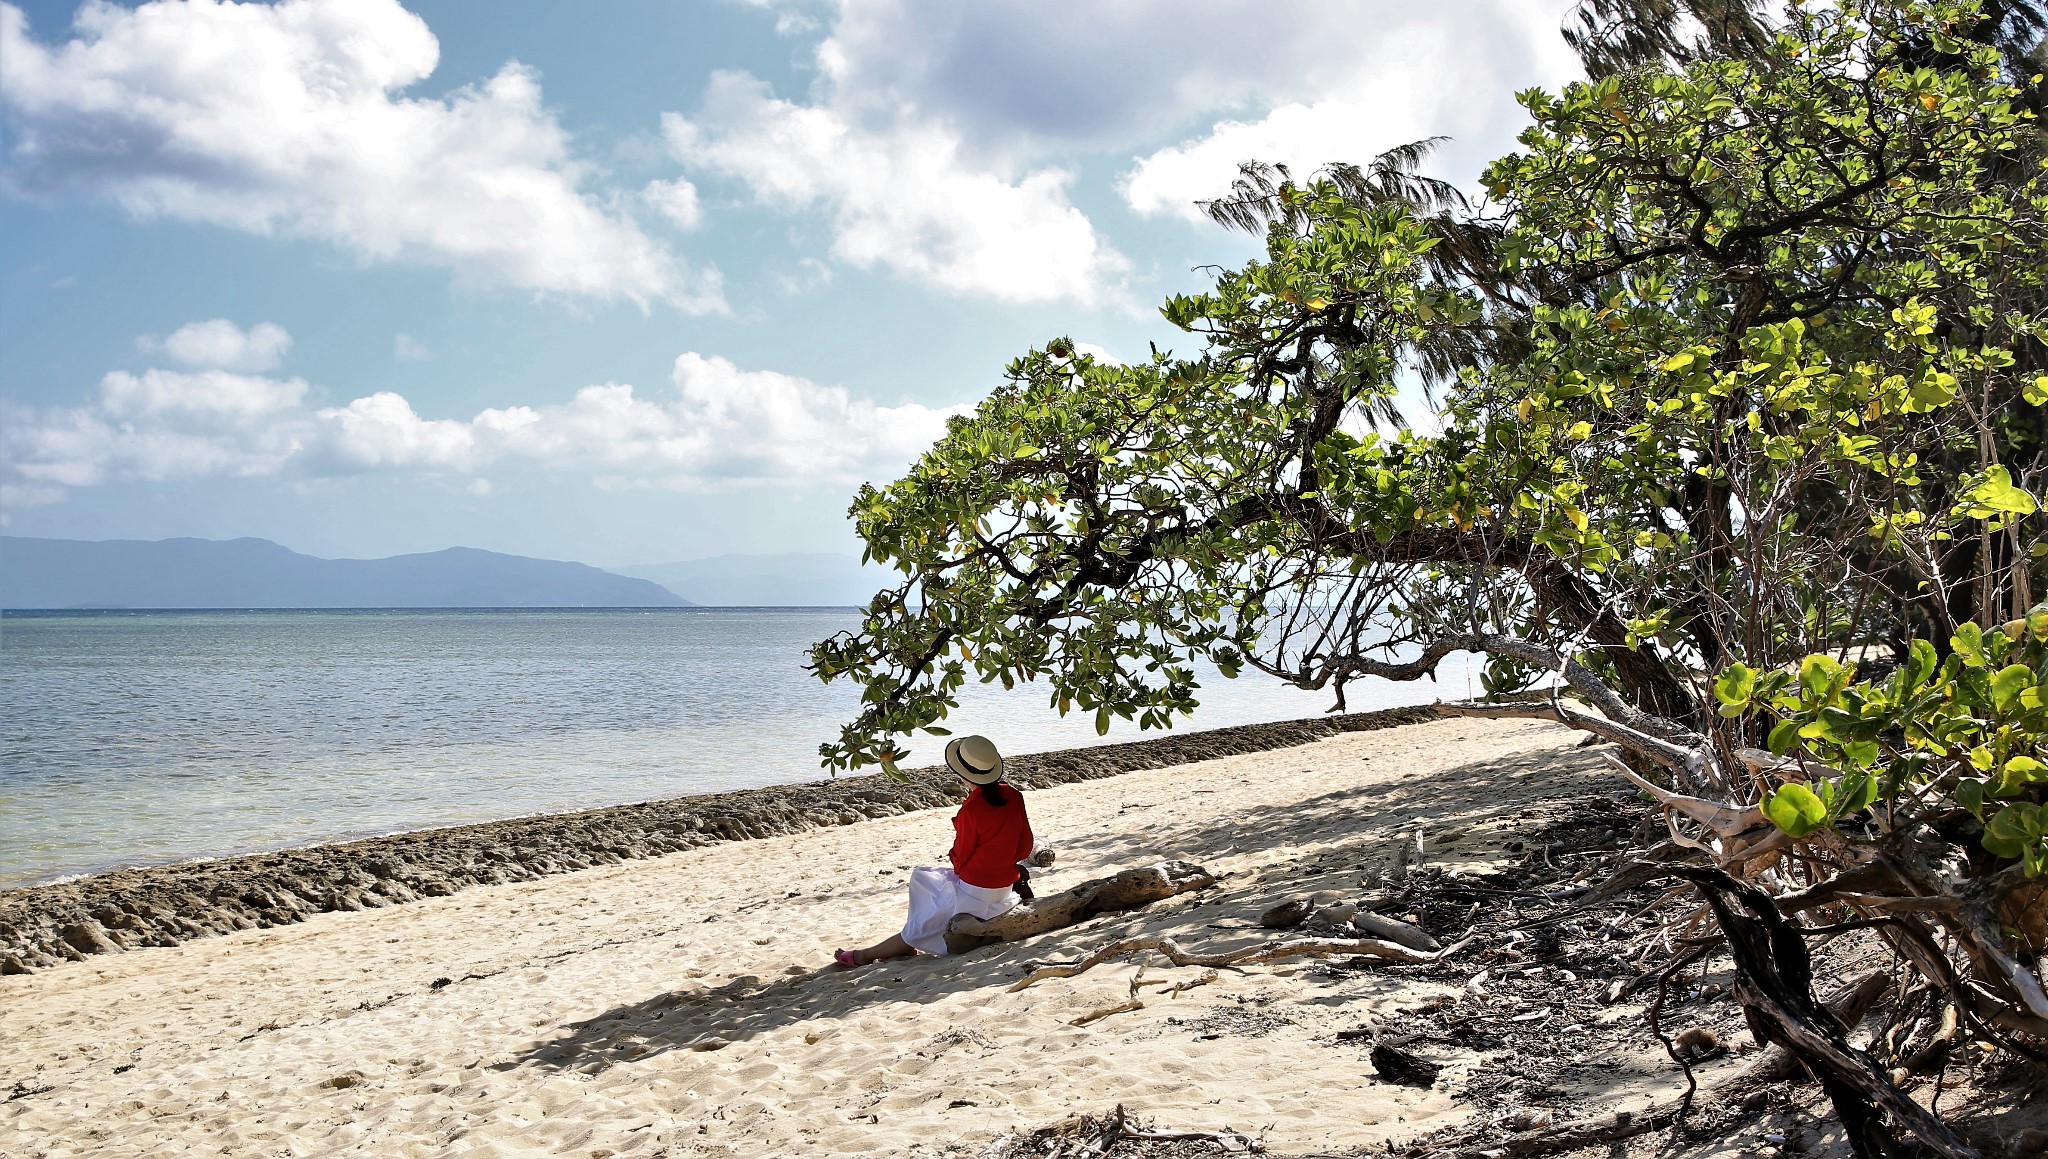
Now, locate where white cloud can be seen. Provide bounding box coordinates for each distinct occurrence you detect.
[311,352,964,485]
[776,256,835,295]
[0,0,720,309]
[3,345,966,503]
[1,483,68,508]
[99,366,307,419]
[394,333,432,361]
[1121,7,1577,219]
[316,391,483,472]
[7,367,312,488]
[141,319,292,371]
[666,72,1125,306]
[666,352,965,481]
[641,178,704,231]
[725,0,1579,228]
[1123,98,1435,222]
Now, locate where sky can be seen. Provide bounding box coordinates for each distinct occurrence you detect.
[0,0,1583,568]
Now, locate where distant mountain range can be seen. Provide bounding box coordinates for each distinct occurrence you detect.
[0,537,692,609]
[613,553,888,607]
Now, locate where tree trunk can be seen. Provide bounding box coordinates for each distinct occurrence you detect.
[1668,866,1981,1159]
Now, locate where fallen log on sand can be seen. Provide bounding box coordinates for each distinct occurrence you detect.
[943,860,1220,954]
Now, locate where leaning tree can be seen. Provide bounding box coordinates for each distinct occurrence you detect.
[811,0,2048,1144]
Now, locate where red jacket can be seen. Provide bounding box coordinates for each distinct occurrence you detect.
[949,785,1034,888]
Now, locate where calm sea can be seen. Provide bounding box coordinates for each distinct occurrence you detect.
[0,609,1475,888]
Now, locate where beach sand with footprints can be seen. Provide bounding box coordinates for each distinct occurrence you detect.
[2,716,1740,1158]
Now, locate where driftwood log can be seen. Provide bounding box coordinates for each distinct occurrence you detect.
[943,859,1219,955]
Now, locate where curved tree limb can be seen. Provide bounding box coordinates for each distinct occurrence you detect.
[1346,630,1698,747]
[1604,754,1762,836]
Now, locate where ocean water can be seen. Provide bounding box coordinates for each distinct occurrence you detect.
[0,609,1477,888]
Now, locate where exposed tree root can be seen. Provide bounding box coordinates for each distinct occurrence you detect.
[1410,965,1922,1159]
[1729,968,1894,1091]
[1669,865,1981,1159]
[1423,1104,1688,1159]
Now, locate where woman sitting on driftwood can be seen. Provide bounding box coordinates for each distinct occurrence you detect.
[834,735,1034,968]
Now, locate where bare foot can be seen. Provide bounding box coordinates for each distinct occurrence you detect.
[845,933,914,965]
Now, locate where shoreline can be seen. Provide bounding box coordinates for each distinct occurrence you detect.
[0,705,1438,974]
[9,714,1961,1159]
[1,713,1604,1158]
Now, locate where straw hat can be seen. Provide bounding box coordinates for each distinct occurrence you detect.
[944,735,1005,785]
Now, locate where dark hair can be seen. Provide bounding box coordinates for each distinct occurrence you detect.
[982,782,1010,807]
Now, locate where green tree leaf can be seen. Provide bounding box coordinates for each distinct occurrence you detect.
[1767,719,1804,755]
[1960,465,2039,518]
[1992,664,2035,713]
[1983,804,2043,859]
[1714,663,1758,710]
[1762,783,1830,838]
[2003,755,2046,783]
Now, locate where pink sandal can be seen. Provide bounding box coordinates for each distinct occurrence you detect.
[833,949,860,969]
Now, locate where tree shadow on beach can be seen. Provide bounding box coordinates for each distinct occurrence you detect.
[1061,740,1617,872]
[501,733,1619,1076]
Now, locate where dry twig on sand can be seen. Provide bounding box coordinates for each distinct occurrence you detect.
[1068,999,1145,1027]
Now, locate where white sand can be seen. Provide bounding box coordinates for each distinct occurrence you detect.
[1,716,1608,1158]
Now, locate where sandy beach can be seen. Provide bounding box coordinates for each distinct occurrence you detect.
[1,716,1705,1158]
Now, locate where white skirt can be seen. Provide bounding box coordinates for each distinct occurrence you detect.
[900,866,1018,956]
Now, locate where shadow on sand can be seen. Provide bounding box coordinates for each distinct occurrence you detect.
[499,738,1617,1077]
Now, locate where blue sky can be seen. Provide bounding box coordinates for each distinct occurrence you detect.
[1,0,1580,567]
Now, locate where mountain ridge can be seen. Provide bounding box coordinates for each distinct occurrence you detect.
[0,536,692,609]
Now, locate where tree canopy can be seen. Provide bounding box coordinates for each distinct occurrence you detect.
[809,0,2048,1068]
[813,0,2047,768]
